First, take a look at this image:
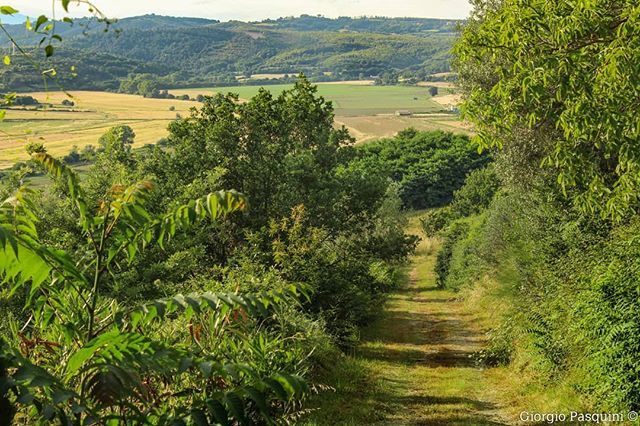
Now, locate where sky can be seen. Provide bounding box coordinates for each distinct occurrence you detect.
[8,0,472,22]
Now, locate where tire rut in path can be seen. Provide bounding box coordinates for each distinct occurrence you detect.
[356,242,508,425]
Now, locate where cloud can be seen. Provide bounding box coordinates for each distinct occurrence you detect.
[11,0,472,21]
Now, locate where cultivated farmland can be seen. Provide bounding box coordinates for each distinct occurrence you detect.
[168,83,445,116]
[0,83,464,168]
[0,91,199,168]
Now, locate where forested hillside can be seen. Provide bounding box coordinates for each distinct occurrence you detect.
[0,15,456,92]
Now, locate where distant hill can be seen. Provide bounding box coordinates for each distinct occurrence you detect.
[0,14,458,92]
[254,15,459,34]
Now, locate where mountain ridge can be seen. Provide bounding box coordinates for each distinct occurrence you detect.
[0,14,458,92]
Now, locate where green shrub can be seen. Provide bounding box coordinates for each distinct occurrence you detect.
[420,165,498,238]
[440,182,640,410]
[435,219,470,288]
[420,206,457,237]
[450,165,499,216]
[573,221,640,410]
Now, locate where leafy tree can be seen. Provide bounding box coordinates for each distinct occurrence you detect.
[163,78,357,230]
[130,78,416,343]
[63,145,81,164]
[354,129,491,209]
[454,0,640,220]
[137,78,160,98]
[98,125,136,163]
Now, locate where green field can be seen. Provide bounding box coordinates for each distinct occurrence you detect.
[169,83,446,116]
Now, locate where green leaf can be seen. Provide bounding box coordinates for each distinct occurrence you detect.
[224,392,247,425]
[34,15,48,32]
[206,400,230,426]
[0,6,18,15]
[263,378,288,400]
[44,45,54,58]
[190,409,208,426]
[66,331,119,374]
[245,386,271,418]
[52,389,75,404]
[61,0,71,12]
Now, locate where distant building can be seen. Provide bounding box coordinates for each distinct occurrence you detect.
[396,110,412,116]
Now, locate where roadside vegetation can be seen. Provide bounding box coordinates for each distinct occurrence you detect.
[424,0,640,415]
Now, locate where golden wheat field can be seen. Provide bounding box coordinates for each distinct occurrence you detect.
[0,91,199,168]
[0,87,465,169]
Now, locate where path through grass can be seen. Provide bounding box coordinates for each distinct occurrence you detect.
[305,217,507,425]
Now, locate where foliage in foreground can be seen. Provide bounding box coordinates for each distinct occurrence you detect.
[0,154,310,424]
[455,0,640,220]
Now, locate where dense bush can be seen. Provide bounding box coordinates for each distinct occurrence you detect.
[442,0,640,411]
[132,78,417,342]
[355,129,491,210]
[421,165,498,237]
[435,180,640,410]
[435,218,470,289]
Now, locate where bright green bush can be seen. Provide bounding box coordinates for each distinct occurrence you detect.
[438,183,640,410]
[420,206,457,238]
[572,221,640,410]
[435,219,470,289]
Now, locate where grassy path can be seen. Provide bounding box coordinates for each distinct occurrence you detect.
[306,220,508,425]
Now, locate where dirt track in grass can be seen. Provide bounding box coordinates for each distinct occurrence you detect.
[306,216,510,425]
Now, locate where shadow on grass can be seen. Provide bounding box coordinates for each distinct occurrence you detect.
[304,363,509,425]
[359,345,478,368]
[361,311,481,347]
[303,257,503,425]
